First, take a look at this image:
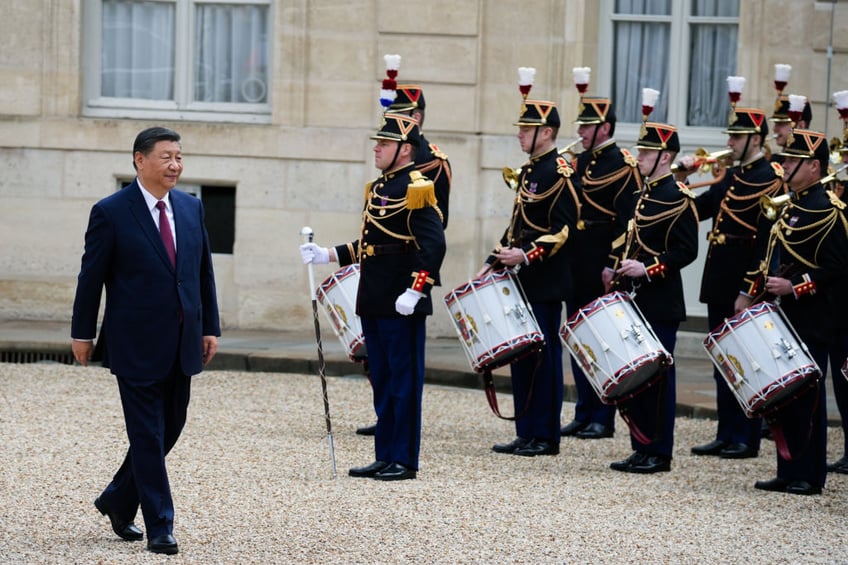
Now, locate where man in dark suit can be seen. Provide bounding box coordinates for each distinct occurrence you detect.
[72,126,221,554]
[300,113,446,481]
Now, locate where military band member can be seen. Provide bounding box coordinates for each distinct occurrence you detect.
[770,95,812,160]
[300,114,446,481]
[750,129,848,495]
[355,84,453,438]
[485,97,579,457]
[602,122,699,474]
[561,97,641,440]
[389,85,453,228]
[682,108,784,460]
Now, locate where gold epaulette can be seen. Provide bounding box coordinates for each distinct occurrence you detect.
[406,170,437,210]
[770,162,784,178]
[827,189,846,210]
[363,181,373,204]
[677,181,696,199]
[429,143,448,161]
[621,147,638,167]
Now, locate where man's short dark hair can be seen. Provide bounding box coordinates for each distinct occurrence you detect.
[132,127,181,170]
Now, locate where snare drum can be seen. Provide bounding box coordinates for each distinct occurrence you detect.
[703,301,820,419]
[316,264,366,361]
[444,269,544,372]
[560,291,670,404]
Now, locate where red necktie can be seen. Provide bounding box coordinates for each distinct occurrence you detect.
[155,201,176,267]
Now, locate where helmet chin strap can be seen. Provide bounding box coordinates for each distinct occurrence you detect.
[528,127,540,156]
[589,125,600,151]
[646,150,662,180]
[386,142,403,171]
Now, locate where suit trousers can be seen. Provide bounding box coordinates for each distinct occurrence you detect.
[102,361,191,538]
[362,315,426,470]
[708,303,762,448]
[510,302,564,444]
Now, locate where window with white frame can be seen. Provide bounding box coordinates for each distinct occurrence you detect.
[84,0,272,123]
[598,0,739,130]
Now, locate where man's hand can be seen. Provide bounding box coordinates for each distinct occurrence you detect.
[601,267,615,294]
[734,294,753,314]
[72,340,93,367]
[493,246,526,267]
[299,243,330,264]
[202,335,218,366]
[765,276,792,297]
[395,289,424,316]
[617,259,647,279]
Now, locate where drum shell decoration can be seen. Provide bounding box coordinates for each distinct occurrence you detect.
[316,264,366,362]
[560,291,671,404]
[443,269,544,373]
[703,301,821,419]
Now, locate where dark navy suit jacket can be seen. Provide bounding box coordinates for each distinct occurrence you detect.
[72,181,220,380]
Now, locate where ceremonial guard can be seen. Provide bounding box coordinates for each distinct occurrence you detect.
[750,129,848,495]
[487,68,579,457]
[770,94,812,159]
[355,78,452,438]
[300,113,446,481]
[686,107,784,460]
[561,96,641,440]
[389,84,452,228]
[602,120,699,474]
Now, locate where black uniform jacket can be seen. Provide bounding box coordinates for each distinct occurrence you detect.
[759,182,848,342]
[695,154,784,304]
[335,162,446,318]
[570,141,641,307]
[416,133,452,228]
[609,173,699,323]
[485,147,579,304]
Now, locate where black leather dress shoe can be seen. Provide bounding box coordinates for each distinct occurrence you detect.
[690,439,727,456]
[355,423,376,436]
[785,480,822,496]
[147,534,179,555]
[827,455,848,474]
[560,420,588,436]
[348,460,389,478]
[575,422,613,439]
[514,439,559,457]
[492,437,531,454]
[374,462,417,481]
[94,497,143,541]
[754,477,789,492]
[610,452,645,472]
[628,454,671,474]
[719,443,758,459]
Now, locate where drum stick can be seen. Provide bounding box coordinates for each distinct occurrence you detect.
[300,225,337,478]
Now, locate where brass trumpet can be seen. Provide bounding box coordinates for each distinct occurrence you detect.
[760,193,792,221]
[670,148,733,174]
[503,138,582,190]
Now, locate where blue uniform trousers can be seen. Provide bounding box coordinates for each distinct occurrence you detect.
[622,322,677,458]
[362,315,426,470]
[510,302,564,444]
[772,338,828,488]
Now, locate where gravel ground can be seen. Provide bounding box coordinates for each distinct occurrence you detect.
[1,362,847,564]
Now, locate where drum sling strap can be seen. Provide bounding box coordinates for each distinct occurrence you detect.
[617,366,670,446]
[765,379,821,461]
[482,349,543,421]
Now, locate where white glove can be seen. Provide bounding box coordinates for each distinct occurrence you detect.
[299,242,330,264]
[395,289,425,316]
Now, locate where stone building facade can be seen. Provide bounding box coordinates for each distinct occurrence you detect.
[1,0,846,338]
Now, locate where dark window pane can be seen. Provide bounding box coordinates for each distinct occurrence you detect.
[201,185,236,254]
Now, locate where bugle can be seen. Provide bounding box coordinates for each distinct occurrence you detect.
[671,148,733,174]
[760,193,792,221]
[558,138,583,159]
